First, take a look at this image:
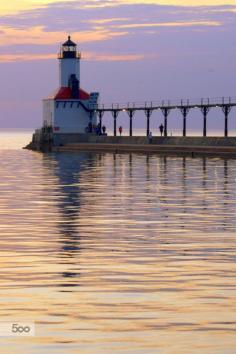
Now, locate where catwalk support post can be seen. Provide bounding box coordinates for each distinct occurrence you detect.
[127,110,135,137]
[145,109,153,136]
[112,110,119,137]
[98,110,104,128]
[200,106,210,137]
[222,105,232,137]
[180,106,190,137]
[161,108,171,137]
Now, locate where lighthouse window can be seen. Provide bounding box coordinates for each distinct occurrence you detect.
[63,46,76,52]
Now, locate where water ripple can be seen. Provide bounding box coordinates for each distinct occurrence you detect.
[0,137,236,353]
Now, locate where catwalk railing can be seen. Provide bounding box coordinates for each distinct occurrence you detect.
[89,96,236,137]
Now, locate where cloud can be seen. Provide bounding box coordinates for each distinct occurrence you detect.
[0,0,77,15]
[0,26,128,46]
[1,0,236,17]
[0,0,236,129]
[84,52,159,61]
[0,53,55,62]
[113,20,221,29]
[0,1,231,49]
[0,51,158,62]
[0,2,234,64]
[210,7,236,13]
[86,17,131,24]
[70,0,236,9]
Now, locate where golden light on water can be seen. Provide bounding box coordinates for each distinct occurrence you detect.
[0,132,236,352]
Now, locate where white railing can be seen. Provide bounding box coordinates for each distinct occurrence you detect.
[89,96,236,111]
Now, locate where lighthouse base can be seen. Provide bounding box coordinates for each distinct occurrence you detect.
[24,127,95,152]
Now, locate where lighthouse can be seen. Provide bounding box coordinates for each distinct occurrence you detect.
[59,36,80,88]
[42,36,99,145]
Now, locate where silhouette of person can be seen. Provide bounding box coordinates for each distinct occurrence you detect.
[159,124,164,136]
[88,122,92,133]
[148,131,153,144]
[102,125,106,135]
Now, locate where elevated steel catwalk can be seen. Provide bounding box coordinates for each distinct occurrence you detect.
[89,96,236,137]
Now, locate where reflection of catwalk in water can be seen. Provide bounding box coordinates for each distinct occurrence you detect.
[146,155,151,182]
[42,152,96,257]
[201,158,231,231]
[223,159,229,198]
[182,157,187,195]
[158,156,169,225]
[129,153,133,179]
[159,156,168,187]
[222,159,229,231]
[201,157,207,212]
[202,157,207,188]
[180,157,187,228]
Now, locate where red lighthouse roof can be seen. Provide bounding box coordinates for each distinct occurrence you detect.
[52,87,90,100]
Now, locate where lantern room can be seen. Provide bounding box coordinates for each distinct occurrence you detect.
[58,36,81,59]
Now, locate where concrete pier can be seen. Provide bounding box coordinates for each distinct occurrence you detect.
[49,136,236,157]
[25,128,236,157]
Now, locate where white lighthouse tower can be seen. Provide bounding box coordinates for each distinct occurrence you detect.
[42,36,99,145]
[59,36,80,87]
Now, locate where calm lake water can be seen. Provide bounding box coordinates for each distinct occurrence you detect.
[0,131,236,353]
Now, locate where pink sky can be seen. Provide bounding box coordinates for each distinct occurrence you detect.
[0,1,236,132]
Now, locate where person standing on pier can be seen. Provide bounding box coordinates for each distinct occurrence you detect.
[159,124,164,136]
[148,131,153,144]
[119,126,123,136]
[102,125,107,135]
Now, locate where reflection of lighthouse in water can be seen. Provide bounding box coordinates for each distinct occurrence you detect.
[42,36,99,145]
[42,152,96,256]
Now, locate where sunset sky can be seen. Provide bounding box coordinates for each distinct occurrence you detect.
[0,0,236,131]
